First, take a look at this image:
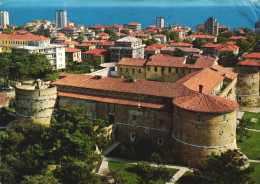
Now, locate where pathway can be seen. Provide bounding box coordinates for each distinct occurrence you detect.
[249,159,260,163]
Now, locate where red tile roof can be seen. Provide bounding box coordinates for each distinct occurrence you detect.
[153,34,166,38]
[176,68,224,93]
[63,25,76,29]
[219,26,229,29]
[58,91,169,109]
[170,42,193,47]
[193,58,215,68]
[146,54,186,67]
[211,65,238,80]
[84,40,106,43]
[59,41,79,45]
[96,32,109,36]
[215,44,239,52]
[237,59,260,66]
[128,22,140,25]
[75,43,95,47]
[0,34,50,41]
[52,73,197,99]
[118,58,147,67]
[56,36,70,41]
[99,41,115,46]
[228,36,247,40]
[145,43,168,51]
[187,35,217,39]
[173,93,238,113]
[196,24,205,28]
[90,24,105,29]
[82,49,109,56]
[0,92,7,107]
[243,52,260,59]
[65,48,82,53]
[201,43,223,48]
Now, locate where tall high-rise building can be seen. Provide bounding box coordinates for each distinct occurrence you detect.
[205,17,219,35]
[155,17,165,28]
[0,11,9,27]
[255,19,260,35]
[55,9,67,28]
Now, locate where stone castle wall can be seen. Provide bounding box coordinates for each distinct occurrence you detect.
[172,107,237,164]
[15,81,57,125]
[233,67,260,112]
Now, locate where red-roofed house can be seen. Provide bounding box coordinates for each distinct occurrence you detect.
[214,44,239,56]
[186,35,217,43]
[170,42,193,48]
[65,48,82,63]
[124,22,141,31]
[195,24,205,31]
[75,43,96,51]
[96,41,115,50]
[152,34,167,43]
[218,26,230,33]
[228,36,247,41]
[145,43,168,57]
[59,41,79,48]
[243,52,260,60]
[89,24,105,32]
[201,43,223,54]
[82,49,110,64]
[55,36,71,44]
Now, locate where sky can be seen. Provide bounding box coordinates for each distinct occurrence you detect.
[1,0,260,7]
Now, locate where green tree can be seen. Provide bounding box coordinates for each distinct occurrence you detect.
[218,53,239,67]
[104,29,119,41]
[217,36,228,44]
[170,48,185,57]
[26,26,34,32]
[237,118,255,142]
[76,32,86,43]
[143,38,158,46]
[21,173,60,184]
[121,30,130,35]
[192,39,206,49]
[0,52,12,87]
[178,149,254,184]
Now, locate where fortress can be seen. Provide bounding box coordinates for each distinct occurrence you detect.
[51,54,239,164]
[15,79,57,125]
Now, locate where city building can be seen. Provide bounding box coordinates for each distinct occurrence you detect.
[110,36,146,62]
[186,34,217,43]
[118,54,216,83]
[155,17,165,28]
[52,64,238,164]
[0,11,9,27]
[82,49,110,65]
[255,19,260,35]
[12,44,66,69]
[65,48,82,63]
[55,9,67,28]
[205,17,219,35]
[124,22,141,31]
[0,34,50,52]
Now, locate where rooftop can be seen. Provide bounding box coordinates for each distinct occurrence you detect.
[82,49,109,56]
[173,93,238,113]
[237,59,260,66]
[65,48,82,53]
[243,52,260,59]
[116,36,141,42]
[118,57,147,67]
[0,34,50,41]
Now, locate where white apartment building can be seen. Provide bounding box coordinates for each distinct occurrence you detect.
[12,44,66,69]
[155,17,165,28]
[0,11,9,27]
[55,10,67,28]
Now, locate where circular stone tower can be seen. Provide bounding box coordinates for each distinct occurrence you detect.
[172,91,239,165]
[233,67,260,112]
[15,79,57,125]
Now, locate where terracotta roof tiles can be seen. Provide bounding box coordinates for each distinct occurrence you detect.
[118,58,147,67]
[173,93,238,113]
[0,34,50,41]
[65,48,82,53]
[243,52,260,59]
[211,65,238,80]
[237,59,260,66]
[146,54,186,67]
[82,49,109,56]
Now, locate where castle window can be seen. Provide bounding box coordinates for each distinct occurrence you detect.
[132,68,135,74]
[168,68,171,73]
[161,67,164,73]
[223,114,227,122]
[238,96,242,101]
[197,113,201,122]
[120,67,122,72]
[148,66,150,71]
[145,128,149,133]
[126,68,129,73]
[176,68,179,73]
[133,115,137,121]
[157,138,163,145]
[154,67,157,72]
[139,69,141,73]
[177,109,181,117]
[130,133,136,142]
[160,119,164,125]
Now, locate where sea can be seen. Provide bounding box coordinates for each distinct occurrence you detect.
[2,6,260,30]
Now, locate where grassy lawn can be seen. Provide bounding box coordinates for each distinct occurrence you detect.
[237,131,260,160]
[108,162,178,184]
[249,162,260,184]
[243,112,260,130]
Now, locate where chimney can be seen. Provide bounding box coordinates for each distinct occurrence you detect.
[199,84,203,94]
